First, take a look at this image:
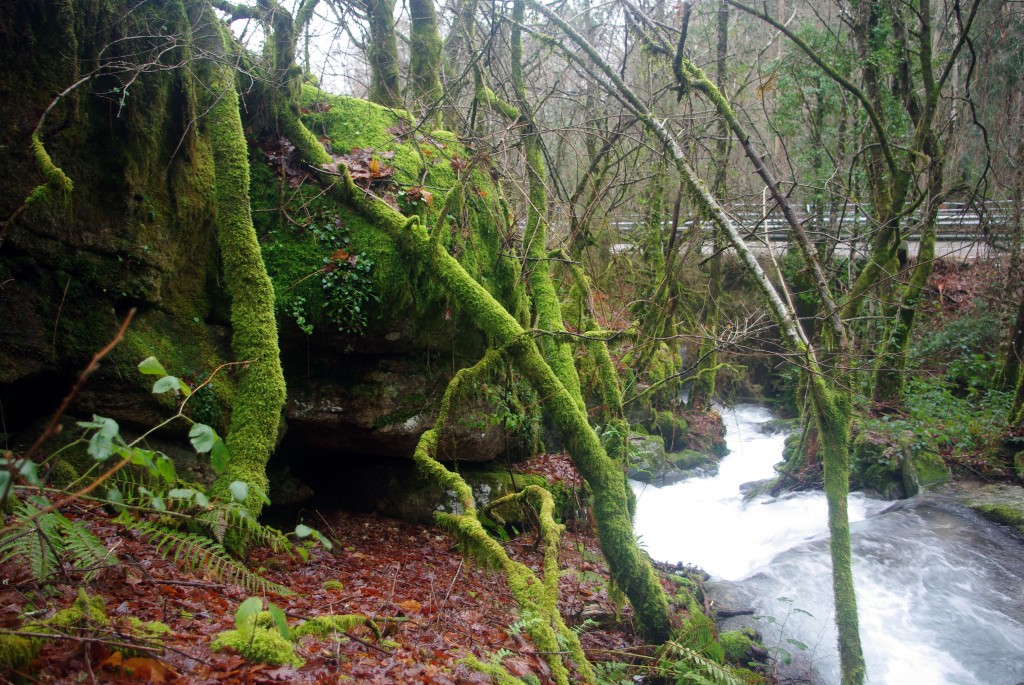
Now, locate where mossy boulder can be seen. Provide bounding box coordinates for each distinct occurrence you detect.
[251,93,532,473]
[719,627,759,664]
[627,435,717,486]
[852,430,905,499]
[651,410,689,452]
[0,2,234,447]
[851,429,949,500]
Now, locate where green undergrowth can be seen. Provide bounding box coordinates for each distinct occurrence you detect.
[862,309,1015,476]
[211,598,377,668]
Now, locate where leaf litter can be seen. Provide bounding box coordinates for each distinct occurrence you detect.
[0,453,652,683]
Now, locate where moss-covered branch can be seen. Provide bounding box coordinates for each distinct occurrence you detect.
[321,167,672,641]
[412,352,591,683]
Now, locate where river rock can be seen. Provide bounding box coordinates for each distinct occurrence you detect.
[942,481,1024,536]
[852,429,949,499]
[627,435,718,485]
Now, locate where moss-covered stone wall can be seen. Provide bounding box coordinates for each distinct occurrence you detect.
[0,0,234,439]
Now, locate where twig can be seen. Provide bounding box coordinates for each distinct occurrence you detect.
[52,277,71,360]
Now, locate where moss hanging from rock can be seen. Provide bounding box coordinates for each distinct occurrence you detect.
[205,30,286,517]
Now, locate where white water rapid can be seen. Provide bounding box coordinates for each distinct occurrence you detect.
[630,405,1024,685]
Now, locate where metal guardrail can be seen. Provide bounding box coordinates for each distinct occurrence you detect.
[607,201,1017,255]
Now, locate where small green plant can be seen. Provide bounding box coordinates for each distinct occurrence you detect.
[211,597,302,667]
[754,596,812,666]
[306,215,378,336]
[0,356,331,599]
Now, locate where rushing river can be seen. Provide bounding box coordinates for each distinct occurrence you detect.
[630,405,1024,685]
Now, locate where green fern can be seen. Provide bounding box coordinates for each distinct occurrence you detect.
[195,505,294,555]
[134,519,292,596]
[660,642,746,685]
[0,502,113,583]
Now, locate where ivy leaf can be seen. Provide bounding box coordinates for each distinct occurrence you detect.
[152,375,183,396]
[229,481,249,502]
[150,495,166,512]
[138,356,167,376]
[210,438,229,475]
[0,471,9,495]
[194,491,210,508]
[168,488,195,500]
[294,524,313,539]
[189,424,217,453]
[268,602,289,640]
[85,416,120,461]
[235,597,263,635]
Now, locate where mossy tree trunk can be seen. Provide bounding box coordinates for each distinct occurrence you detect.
[328,172,673,642]
[367,0,402,108]
[688,2,729,412]
[408,0,443,121]
[473,0,585,413]
[1000,289,1024,393]
[808,376,864,683]
[522,1,864,675]
[205,28,286,517]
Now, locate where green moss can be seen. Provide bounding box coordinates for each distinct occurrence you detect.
[204,42,287,517]
[321,579,344,592]
[972,504,1024,535]
[49,588,108,630]
[719,629,757,664]
[211,626,303,667]
[292,614,378,639]
[0,633,41,671]
[652,410,689,452]
[124,617,172,638]
[255,89,526,334]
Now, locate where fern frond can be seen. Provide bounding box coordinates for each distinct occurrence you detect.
[0,505,57,581]
[0,503,112,582]
[134,520,292,596]
[195,505,294,554]
[55,513,115,581]
[660,641,746,685]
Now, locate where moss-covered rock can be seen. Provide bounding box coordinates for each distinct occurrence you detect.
[651,410,688,452]
[851,430,904,499]
[971,504,1024,535]
[851,429,949,500]
[719,628,758,664]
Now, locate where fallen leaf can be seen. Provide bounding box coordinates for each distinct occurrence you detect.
[398,599,422,613]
